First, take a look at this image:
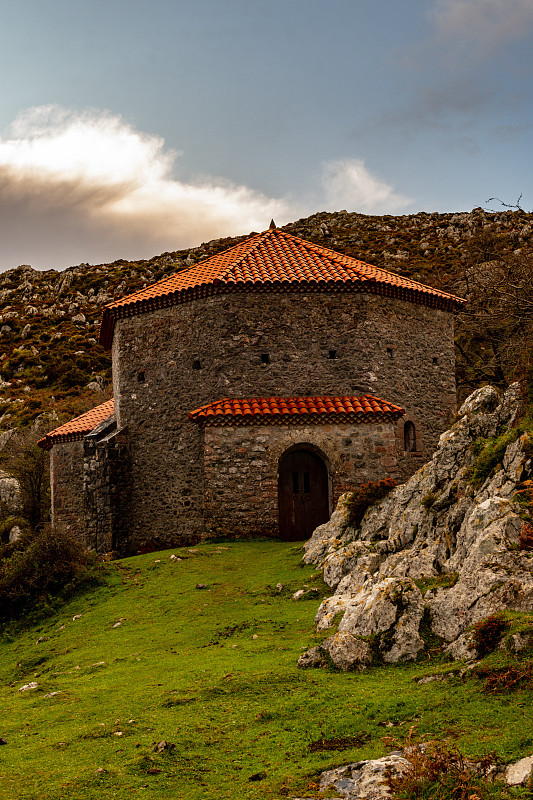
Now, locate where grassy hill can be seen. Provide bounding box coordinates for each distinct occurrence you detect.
[1,540,532,799]
[1,207,533,431]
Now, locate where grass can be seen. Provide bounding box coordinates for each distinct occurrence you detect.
[1,540,533,799]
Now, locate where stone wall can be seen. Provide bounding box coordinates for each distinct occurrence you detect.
[110,289,456,550]
[50,440,85,538]
[83,423,131,556]
[201,420,398,539]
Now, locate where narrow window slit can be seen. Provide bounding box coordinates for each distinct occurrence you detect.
[260,353,270,364]
[404,421,417,453]
[328,349,337,359]
[137,371,145,383]
[192,359,202,370]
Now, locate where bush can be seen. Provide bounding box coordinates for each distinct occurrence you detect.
[386,737,503,800]
[344,479,396,528]
[0,527,100,621]
[520,521,533,551]
[467,430,517,489]
[471,613,509,658]
[0,428,50,533]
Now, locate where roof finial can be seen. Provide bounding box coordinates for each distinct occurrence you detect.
[269,219,277,230]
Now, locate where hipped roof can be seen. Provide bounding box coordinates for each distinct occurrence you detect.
[188,395,405,426]
[37,398,115,450]
[39,393,405,450]
[99,227,465,348]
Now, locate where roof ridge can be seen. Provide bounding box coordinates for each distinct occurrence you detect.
[277,229,463,297]
[99,227,466,348]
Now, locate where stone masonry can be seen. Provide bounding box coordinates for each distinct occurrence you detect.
[41,228,463,553]
[111,291,455,550]
[200,420,399,539]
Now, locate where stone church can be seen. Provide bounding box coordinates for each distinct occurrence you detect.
[39,225,464,555]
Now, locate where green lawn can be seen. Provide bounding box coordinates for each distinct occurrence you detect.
[0,541,532,799]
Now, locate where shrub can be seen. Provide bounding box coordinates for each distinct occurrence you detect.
[0,527,100,621]
[344,479,396,528]
[386,737,502,800]
[467,430,517,489]
[521,522,533,551]
[471,613,509,658]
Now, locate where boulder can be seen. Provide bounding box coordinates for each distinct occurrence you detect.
[8,525,23,543]
[296,646,325,669]
[321,632,373,671]
[319,753,411,799]
[505,755,533,786]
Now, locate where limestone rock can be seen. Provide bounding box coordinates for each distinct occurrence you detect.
[319,753,410,798]
[302,385,533,664]
[303,494,355,566]
[505,755,533,786]
[8,525,23,543]
[321,632,372,671]
[296,646,325,669]
[0,470,20,513]
[444,631,476,661]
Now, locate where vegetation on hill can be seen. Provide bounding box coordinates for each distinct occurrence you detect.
[0,541,532,799]
[1,207,533,432]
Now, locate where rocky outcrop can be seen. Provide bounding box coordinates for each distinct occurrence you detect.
[301,384,533,668]
[292,749,533,799]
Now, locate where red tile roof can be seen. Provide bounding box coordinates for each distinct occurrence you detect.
[37,398,115,450]
[188,395,405,426]
[100,228,465,347]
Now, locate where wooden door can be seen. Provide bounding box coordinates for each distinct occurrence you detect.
[278,450,329,541]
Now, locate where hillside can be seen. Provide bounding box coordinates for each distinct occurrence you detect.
[1,539,532,800]
[1,207,533,431]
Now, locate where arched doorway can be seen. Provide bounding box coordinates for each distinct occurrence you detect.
[278,448,330,541]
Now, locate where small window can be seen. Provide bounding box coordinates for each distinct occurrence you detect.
[137,371,145,383]
[192,359,202,370]
[387,347,393,358]
[260,353,270,364]
[404,421,417,453]
[328,349,337,359]
[432,357,438,365]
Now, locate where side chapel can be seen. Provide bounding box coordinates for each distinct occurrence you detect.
[39,225,465,554]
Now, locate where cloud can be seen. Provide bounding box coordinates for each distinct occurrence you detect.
[321,159,412,214]
[0,105,291,270]
[431,0,533,54]
[0,106,413,270]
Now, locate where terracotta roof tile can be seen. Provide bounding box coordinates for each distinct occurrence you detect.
[38,398,115,450]
[100,228,465,347]
[188,395,405,426]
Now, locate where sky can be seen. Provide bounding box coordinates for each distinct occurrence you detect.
[0,0,532,271]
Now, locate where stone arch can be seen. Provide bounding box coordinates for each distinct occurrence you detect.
[277,444,331,541]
